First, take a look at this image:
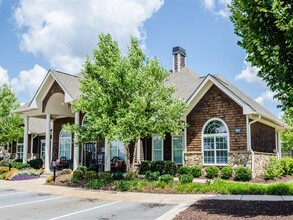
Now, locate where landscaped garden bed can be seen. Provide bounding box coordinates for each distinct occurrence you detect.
[47,157,293,195]
[0,158,44,180]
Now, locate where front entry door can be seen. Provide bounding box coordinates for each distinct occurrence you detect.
[83,142,96,167]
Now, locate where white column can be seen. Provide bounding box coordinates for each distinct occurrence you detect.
[73,111,80,170]
[137,139,141,164]
[45,114,51,171]
[278,131,282,159]
[23,116,29,163]
[104,139,110,171]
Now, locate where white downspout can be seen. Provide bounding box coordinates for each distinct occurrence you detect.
[247,115,261,173]
[30,134,37,159]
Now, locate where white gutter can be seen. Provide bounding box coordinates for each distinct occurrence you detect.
[247,115,261,173]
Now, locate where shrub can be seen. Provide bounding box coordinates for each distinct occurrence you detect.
[5,168,18,180]
[71,176,79,184]
[205,166,219,179]
[11,162,30,170]
[151,161,166,175]
[125,171,138,180]
[46,175,54,183]
[178,166,190,175]
[179,174,194,184]
[85,179,107,189]
[234,166,252,181]
[85,171,98,180]
[0,166,9,174]
[76,166,88,174]
[163,161,178,176]
[221,166,233,179]
[263,157,283,180]
[10,169,40,181]
[112,171,124,180]
[267,183,291,195]
[73,170,84,180]
[190,165,202,177]
[140,160,153,174]
[160,174,173,183]
[145,171,160,181]
[280,157,293,175]
[28,158,43,169]
[117,181,131,191]
[0,160,9,167]
[98,172,112,182]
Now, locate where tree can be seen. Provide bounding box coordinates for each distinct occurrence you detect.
[229,0,293,110]
[69,34,187,171]
[0,84,23,156]
[281,107,293,153]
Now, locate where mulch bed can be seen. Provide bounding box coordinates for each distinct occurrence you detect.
[251,175,293,184]
[174,200,293,220]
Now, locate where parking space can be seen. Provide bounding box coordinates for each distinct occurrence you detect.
[0,188,176,220]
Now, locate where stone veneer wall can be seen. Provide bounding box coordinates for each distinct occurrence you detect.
[254,152,276,176]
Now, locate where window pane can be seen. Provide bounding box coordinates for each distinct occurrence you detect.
[172,136,183,164]
[204,120,227,134]
[216,151,228,164]
[173,150,183,164]
[216,136,227,150]
[153,136,162,150]
[203,137,214,150]
[154,150,162,161]
[173,136,183,150]
[204,151,214,164]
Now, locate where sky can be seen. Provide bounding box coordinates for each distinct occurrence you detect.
[0,0,282,118]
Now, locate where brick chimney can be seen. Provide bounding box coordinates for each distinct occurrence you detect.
[172,46,186,73]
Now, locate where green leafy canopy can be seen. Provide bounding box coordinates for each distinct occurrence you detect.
[229,0,293,111]
[67,33,187,145]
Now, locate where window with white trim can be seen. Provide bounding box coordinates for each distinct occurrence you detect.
[203,119,229,165]
[59,129,71,159]
[17,142,24,159]
[40,140,46,162]
[110,140,125,161]
[172,135,183,164]
[152,135,163,161]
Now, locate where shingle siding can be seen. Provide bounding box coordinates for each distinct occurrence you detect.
[251,122,275,153]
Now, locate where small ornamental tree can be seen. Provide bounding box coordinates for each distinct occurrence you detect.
[0,84,23,155]
[68,34,187,171]
[281,107,293,153]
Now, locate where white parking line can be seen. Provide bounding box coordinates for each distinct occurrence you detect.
[48,201,121,220]
[0,196,68,209]
[0,191,31,197]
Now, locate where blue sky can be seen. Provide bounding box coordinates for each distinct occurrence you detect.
[0,0,281,117]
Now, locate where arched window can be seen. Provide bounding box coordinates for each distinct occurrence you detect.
[202,119,229,165]
[59,129,71,159]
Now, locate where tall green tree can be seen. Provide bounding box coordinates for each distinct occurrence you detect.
[0,84,23,153]
[281,107,293,152]
[229,0,293,110]
[69,34,187,170]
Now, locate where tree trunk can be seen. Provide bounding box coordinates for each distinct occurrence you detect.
[131,140,138,170]
[124,143,131,173]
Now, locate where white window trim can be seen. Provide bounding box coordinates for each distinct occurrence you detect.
[152,135,164,161]
[58,129,72,159]
[17,142,24,159]
[172,134,184,165]
[201,118,230,166]
[40,140,46,162]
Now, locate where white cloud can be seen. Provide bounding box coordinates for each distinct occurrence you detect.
[201,0,231,18]
[13,0,164,74]
[0,66,9,85]
[235,60,265,85]
[10,64,47,97]
[254,90,278,105]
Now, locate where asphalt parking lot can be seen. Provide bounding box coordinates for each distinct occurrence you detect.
[0,188,176,220]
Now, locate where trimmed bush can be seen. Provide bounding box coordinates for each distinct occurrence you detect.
[140,160,153,174]
[163,161,178,176]
[267,183,291,195]
[151,161,165,175]
[76,166,88,174]
[221,166,233,179]
[178,166,190,175]
[179,174,193,184]
[125,171,138,180]
[190,165,202,177]
[234,166,252,181]
[98,172,112,182]
[85,171,98,180]
[73,170,84,180]
[205,166,219,179]
[112,171,124,180]
[28,158,43,169]
[145,171,160,181]
[160,174,173,183]
[280,157,293,175]
[263,157,283,180]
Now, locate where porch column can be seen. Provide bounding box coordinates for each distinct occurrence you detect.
[45,113,51,171]
[137,140,141,164]
[104,139,110,171]
[73,111,80,170]
[278,131,282,159]
[23,116,29,163]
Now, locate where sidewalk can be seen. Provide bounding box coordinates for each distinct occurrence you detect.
[0,178,293,204]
